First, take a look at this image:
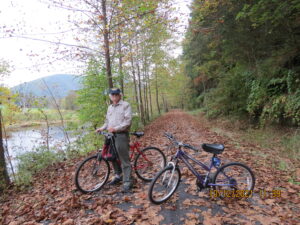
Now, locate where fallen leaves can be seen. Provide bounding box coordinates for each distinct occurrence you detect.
[1,110,299,225]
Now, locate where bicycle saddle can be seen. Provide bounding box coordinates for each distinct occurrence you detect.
[131,132,144,138]
[202,143,224,154]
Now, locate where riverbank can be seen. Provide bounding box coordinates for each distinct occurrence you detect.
[3,108,78,132]
[5,120,78,133]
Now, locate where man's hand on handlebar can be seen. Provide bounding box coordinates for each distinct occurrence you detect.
[96,127,104,133]
[96,127,116,133]
[107,127,116,133]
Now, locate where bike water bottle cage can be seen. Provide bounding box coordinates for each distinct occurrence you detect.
[212,157,221,167]
[202,144,224,154]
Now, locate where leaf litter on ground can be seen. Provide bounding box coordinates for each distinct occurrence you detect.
[1,110,299,224]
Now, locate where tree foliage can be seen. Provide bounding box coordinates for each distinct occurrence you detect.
[53,0,191,125]
[183,0,300,125]
[76,60,108,128]
[0,61,14,191]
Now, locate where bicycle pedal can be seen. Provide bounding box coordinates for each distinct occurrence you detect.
[196,186,203,192]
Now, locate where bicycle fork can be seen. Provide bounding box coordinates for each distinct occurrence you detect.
[162,162,176,187]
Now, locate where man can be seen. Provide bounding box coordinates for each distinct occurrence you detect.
[96,88,133,192]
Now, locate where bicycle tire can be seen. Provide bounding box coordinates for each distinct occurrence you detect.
[134,146,166,182]
[212,162,255,197]
[148,165,181,204]
[75,154,110,193]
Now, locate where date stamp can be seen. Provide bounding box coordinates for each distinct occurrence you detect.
[209,189,282,198]
[259,189,282,198]
[209,189,253,198]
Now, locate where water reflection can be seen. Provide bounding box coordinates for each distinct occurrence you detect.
[5,126,75,173]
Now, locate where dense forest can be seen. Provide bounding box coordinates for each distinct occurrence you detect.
[183,0,300,126]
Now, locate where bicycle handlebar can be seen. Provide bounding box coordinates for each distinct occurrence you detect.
[97,131,114,137]
[183,143,199,151]
[164,132,199,152]
[164,132,175,140]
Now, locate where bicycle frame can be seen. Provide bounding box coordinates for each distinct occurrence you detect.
[97,131,161,177]
[172,147,233,187]
[129,141,141,160]
[130,141,154,171]
[99,138,154,171]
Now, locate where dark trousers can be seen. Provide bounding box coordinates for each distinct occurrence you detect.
[111,133,132,184]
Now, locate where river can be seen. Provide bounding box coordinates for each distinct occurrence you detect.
[5,125,77,174]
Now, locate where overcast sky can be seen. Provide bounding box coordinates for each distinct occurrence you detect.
[0,0,191,88]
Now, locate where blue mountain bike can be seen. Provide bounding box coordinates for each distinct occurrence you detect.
[148,133,255,204]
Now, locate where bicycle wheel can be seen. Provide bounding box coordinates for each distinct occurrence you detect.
[148,165,181,204]
[212,162,255,197]
[75,154,110,193]
[134,147,166,182]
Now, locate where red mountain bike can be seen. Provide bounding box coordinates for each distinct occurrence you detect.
[75,131,166,193]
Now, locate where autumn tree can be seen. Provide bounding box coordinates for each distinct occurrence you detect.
[0,61,13,191]
[39,0,190,127]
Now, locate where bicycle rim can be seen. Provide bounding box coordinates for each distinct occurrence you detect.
[213,162,255,192]
[149,166,180,204]
[75,155,110,193]
[135,147,166,182]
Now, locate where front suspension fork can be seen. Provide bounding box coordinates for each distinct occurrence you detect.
[162,161,177,187]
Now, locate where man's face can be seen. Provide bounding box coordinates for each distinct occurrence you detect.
[110,93,121,103]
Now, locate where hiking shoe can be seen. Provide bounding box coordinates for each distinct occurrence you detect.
[108,176,122,185]
[122,182,133,193]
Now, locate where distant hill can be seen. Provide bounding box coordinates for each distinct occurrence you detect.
[11,74,82,98]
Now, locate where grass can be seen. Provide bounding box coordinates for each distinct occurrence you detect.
[14,108,77,121]
[4,108,78,131]
[187,108,300,184]
[190,109,300,160]
[281,131,300,160]
[187,108,205,116]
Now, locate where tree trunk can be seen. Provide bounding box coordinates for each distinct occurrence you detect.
[143,60,149,121]
[0,110,10,192]
[162,93,169,112]
[155,71,160,115]
[129,44,140,115]
[147,70,153,117]
[135,39,145,125]
[42,79,70,145]
[118,29,124,94]
[144,81,149,121]
[136,59,145,125]
[101,0,113,88]
[40,109,50,151]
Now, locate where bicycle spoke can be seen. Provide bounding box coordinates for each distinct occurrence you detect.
[75,156,110,193]
[213,163,254,192]
[135,147,166,181]
[150,167,180,203]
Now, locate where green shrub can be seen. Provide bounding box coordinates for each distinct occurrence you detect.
[281,130,300,159]
[203,65,254,117]
[16,146,65,185]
